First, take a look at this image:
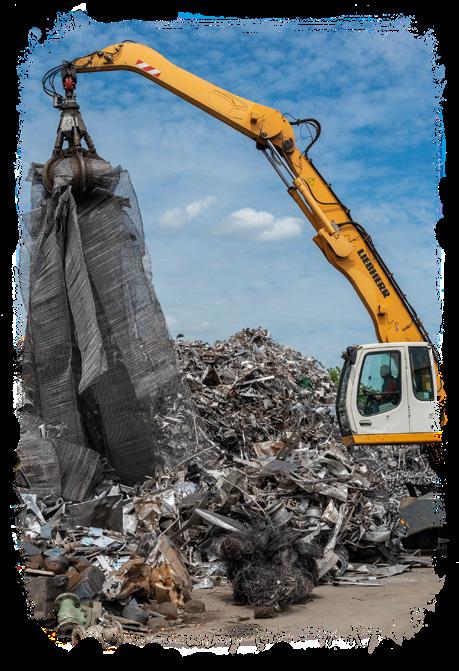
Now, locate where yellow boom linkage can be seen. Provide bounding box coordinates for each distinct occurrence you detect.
[71,42,444,443]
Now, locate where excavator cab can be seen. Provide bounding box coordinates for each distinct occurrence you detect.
[337,343,441,445]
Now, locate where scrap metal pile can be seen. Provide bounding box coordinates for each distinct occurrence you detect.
[16,328,436,637]
[175,328,341,455]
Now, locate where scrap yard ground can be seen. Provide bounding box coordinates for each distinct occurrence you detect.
[119,566,442,649]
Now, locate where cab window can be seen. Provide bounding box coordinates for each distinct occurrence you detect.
[357,350,401,417]
[409,347,434,401]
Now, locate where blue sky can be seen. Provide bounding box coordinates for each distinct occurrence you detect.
[16,10,445,367]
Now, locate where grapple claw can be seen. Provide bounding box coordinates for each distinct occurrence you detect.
[42,61,100,195]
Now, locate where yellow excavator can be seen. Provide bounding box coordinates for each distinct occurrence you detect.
[41,41,445,462]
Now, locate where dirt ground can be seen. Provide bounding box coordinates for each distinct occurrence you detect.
[124,564,443,652]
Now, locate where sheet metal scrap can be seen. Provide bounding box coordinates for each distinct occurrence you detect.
[175,328,340,455]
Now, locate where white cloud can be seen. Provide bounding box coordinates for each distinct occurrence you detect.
[159,196,216,228]
[257,219,303,241]
[225,208,273,230]
[220,208,303,241]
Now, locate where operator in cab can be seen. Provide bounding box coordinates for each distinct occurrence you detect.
[374,364,400,409]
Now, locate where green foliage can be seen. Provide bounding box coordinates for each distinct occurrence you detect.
[328,366,341,386]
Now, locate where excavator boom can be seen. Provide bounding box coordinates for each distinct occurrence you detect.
[69,41,444,443]
[72,42,435,346]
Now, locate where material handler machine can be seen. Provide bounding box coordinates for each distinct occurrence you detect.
[41,41,444,467]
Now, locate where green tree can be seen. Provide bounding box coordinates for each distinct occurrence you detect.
[328,366,341,386]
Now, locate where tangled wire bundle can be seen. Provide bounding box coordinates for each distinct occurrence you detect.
[219,525,321,610]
